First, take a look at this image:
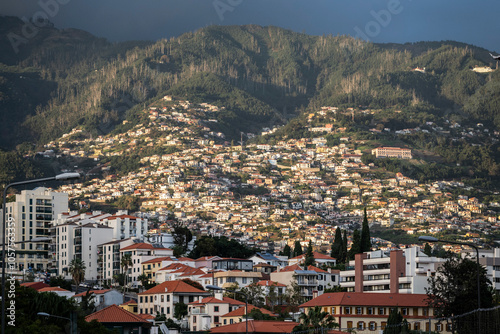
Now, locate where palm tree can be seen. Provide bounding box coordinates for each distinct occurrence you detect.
[68,258,86,290]
[120,253,133,287]
[295,306,339,331]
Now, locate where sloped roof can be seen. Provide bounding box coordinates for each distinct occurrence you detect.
[73,289,112,298]
[38,287,71,293]
[138,280,208,295]
[85,304,150,325]
[254,280,287,287]
[210,320,299,333]
[299,292,429,308]
[221,305,276,317]
[20,282,50,291]
[121,243,172,251]
[278,264,302,272]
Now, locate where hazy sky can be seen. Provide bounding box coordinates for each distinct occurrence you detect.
[1,0,498,51]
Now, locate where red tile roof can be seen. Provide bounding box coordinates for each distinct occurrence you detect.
[306,265,328,273]
[38,287,71,293]
[141,257,174,264]
[254,280,287,287]
[138,280,208,295]
[121,243,172,251]
[73,289,111,298]
[209,320,299,333]
[85,304,150,324]
[221,305,276,317]
[278,264,302,272]
[299,292,429,308]
[20,282,50,291]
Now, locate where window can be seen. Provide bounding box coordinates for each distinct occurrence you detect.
[150,296,153,302]
[214,306,219,312]
[331,307,336,314]
[381,322,387,330]
[214,316,219,323]
[446,324,453,331]
[413,307,419,316]
[367,307,374,315]
[161,295,164,302]
[167,295,170,302]
[401,308,408,315]
[369,322,377,330]
[378,307,385,315]
[347,321,353,329]
[423,308,429,316]
[167,307,170,314]
[414,323,420,331]
[356,307,363,315]
[193,316,196,323]
[344,307,351,314]
[357,322,365,330]
[435,323,442,332]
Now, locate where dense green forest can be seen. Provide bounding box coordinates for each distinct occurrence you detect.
[1,16,500,187]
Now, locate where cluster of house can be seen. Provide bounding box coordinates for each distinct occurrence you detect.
[36,101,498,256]
[20,244,478,333]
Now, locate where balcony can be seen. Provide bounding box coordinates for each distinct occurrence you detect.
[297,279,317,286]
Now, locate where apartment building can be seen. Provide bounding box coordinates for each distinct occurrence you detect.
[99,238,135,286]
[187,296,245,330]
[371,147,412,159]
[2,187,68,273]
[213,270,263,289]
[340,247,445,294]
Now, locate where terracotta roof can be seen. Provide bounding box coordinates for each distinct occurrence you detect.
[278,264,302,272]
[121,242,172,251]
[290,251,335,261]
[121,299,137,306]
[85,304,150,324]
[222,305,276,317]
[254,280,287,287]
[137,313,155,320]
[38,287,71,293]
[141,257,174,264]
[103,214,138,220]
[20,282,50,291]
[299,292,429,308]
[138,280,208,295]
[195,256,220,262]
[210,320,299,333]
[177,257,195,262]
[73,289,111,298]
[189,296,246,306]
[306,265,328,273]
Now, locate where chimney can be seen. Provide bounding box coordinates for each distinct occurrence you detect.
[354,253,367,293]
[390,250,406,294]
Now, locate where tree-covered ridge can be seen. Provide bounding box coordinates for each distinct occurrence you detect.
[0,18,499,152]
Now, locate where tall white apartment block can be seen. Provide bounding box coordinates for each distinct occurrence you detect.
[55,221,113,282]
[2,187,68,272]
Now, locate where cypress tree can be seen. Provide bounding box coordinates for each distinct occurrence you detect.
[281,244,292,258]
[360,207,371,252]
[348,229,361,261]
[342,230,348,263]
[293,240,303,257]
[304,240,315,267]
[331,227,343,259]
[423,243,432,257]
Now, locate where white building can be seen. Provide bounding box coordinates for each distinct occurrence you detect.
[462,248,500,292]
[1,187,68,273]
[99,211,148,240]
[55,221,113,282]
[340,247,445,294]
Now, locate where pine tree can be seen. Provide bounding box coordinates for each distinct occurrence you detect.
[304,240,315,267]
[383,308,405,334]
[331,227,343,259]
[348,229,361,261]
[360,207,371,252]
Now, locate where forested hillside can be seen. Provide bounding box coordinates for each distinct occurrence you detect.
[1,17,500,187]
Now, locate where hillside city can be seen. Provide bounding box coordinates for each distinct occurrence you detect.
[4,95,500,334]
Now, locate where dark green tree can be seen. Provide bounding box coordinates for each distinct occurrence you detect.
[174,302,188,320]
[423,243,432,257]
[304,240,315,267]
[360,207,371,252]
[383,308,407,334]
[281,244,292,258]
[293,306,339,332]
[342,230,348,263]
[69,257,86,289]
[293,240,303,257]
[426,257,494,334]
[331,227,343,260]
[347,229,362,261]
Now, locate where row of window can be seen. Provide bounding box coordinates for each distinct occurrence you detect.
[346,321,444,331]
[339,306,430,316]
